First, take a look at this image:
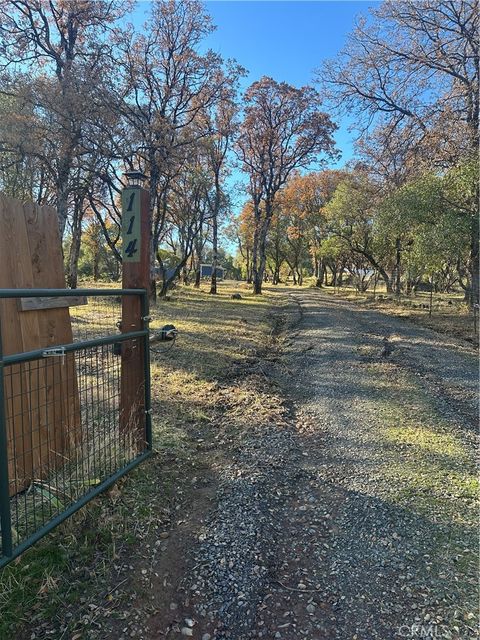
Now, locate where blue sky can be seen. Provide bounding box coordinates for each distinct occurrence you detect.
[133,1,379,166]
[203,0,378,167]
[132,1,379,218]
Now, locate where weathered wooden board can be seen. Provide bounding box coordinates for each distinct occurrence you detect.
[18,296,87,312]
[0,194,81,495]
[0,195,39,493]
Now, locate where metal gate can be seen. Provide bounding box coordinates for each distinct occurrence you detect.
[0,288,152,568]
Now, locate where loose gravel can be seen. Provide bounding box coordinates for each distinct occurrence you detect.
[181,290,478,640]
[183,375,303,639]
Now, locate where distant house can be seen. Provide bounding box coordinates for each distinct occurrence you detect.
[200,264,225,280]
[415,281,434,292]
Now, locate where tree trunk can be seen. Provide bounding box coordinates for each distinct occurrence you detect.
[56,158,71,239]
[469,211,479,308]
[150,236,158,302]
[209,237,218,292]
[66,202,84,289]
[366,255,392,292]
[159,253,192,297]
[245,246,252,283]
[193,221,203,289]
[373,270,378,299]
[66,231,81,289]
[313,256,320,286]
[253,208,269,295]
[457,257,472,303]
[251,202,261,293]
[194,232,202,289]
[210,176,220,294]
[330,264,338,286]
[394,238,402,295]
[93,250,100,281]
[254,242,266,293]
[149,162,164,303]
[315,259,324,287]
[337,268,343,286]
[194,266,201,288]
[57,189,69,240]
[429,277,434,317]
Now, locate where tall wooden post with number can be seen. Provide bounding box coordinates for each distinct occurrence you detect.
[120,172,151,451]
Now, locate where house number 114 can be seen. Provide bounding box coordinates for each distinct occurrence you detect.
[121,188,141,263]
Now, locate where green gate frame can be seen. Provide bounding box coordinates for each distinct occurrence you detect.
[0,288,152,568]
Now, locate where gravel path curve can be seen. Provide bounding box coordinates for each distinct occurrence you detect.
[185,290,478,640]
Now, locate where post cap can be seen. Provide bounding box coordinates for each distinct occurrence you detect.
[124,171,148,188]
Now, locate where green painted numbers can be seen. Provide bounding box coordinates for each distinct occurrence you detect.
[121,188,141,263]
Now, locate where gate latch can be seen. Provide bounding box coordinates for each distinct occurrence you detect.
[42,346,66,365]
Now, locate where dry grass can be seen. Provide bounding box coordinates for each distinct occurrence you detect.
[145,282,293,476]
[320,284,477,345]
[0,280,288,640]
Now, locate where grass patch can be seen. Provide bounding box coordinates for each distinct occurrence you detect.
[322,285,477,345]
[0,543,69,635]
[363,361,477,527]
[386,424,467,459]
[359,360,478,630]
[149,282,279,379]
[0,281,288,640]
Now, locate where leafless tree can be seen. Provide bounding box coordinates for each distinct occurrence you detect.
[115,0,229,298]
[158,158,212,296]
[199,66,244,293]
[0,0,128,236]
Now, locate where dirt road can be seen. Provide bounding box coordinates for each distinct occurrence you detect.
[23,289,476,640]
[178,290,478,640]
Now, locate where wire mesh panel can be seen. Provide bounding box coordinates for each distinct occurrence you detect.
[0,289,152,567]
[70,295,123,342]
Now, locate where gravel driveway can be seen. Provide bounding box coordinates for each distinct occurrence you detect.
[185,290,478,640]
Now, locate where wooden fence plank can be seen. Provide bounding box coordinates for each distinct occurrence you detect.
[0,196,81,494]
[18,296,87,312]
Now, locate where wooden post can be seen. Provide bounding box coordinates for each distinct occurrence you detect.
[120,177,151,453]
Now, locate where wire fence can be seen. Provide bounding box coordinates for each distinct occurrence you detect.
[70,295,123,342]
[0,289,152,567]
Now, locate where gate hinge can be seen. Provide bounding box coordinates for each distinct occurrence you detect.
[42,347,66,365]
[142,315,152,323]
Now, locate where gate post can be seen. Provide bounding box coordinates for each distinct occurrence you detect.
[120,172,151,452]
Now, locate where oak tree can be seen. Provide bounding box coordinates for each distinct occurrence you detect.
[236,76,337,294]
[321,0,479,304]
